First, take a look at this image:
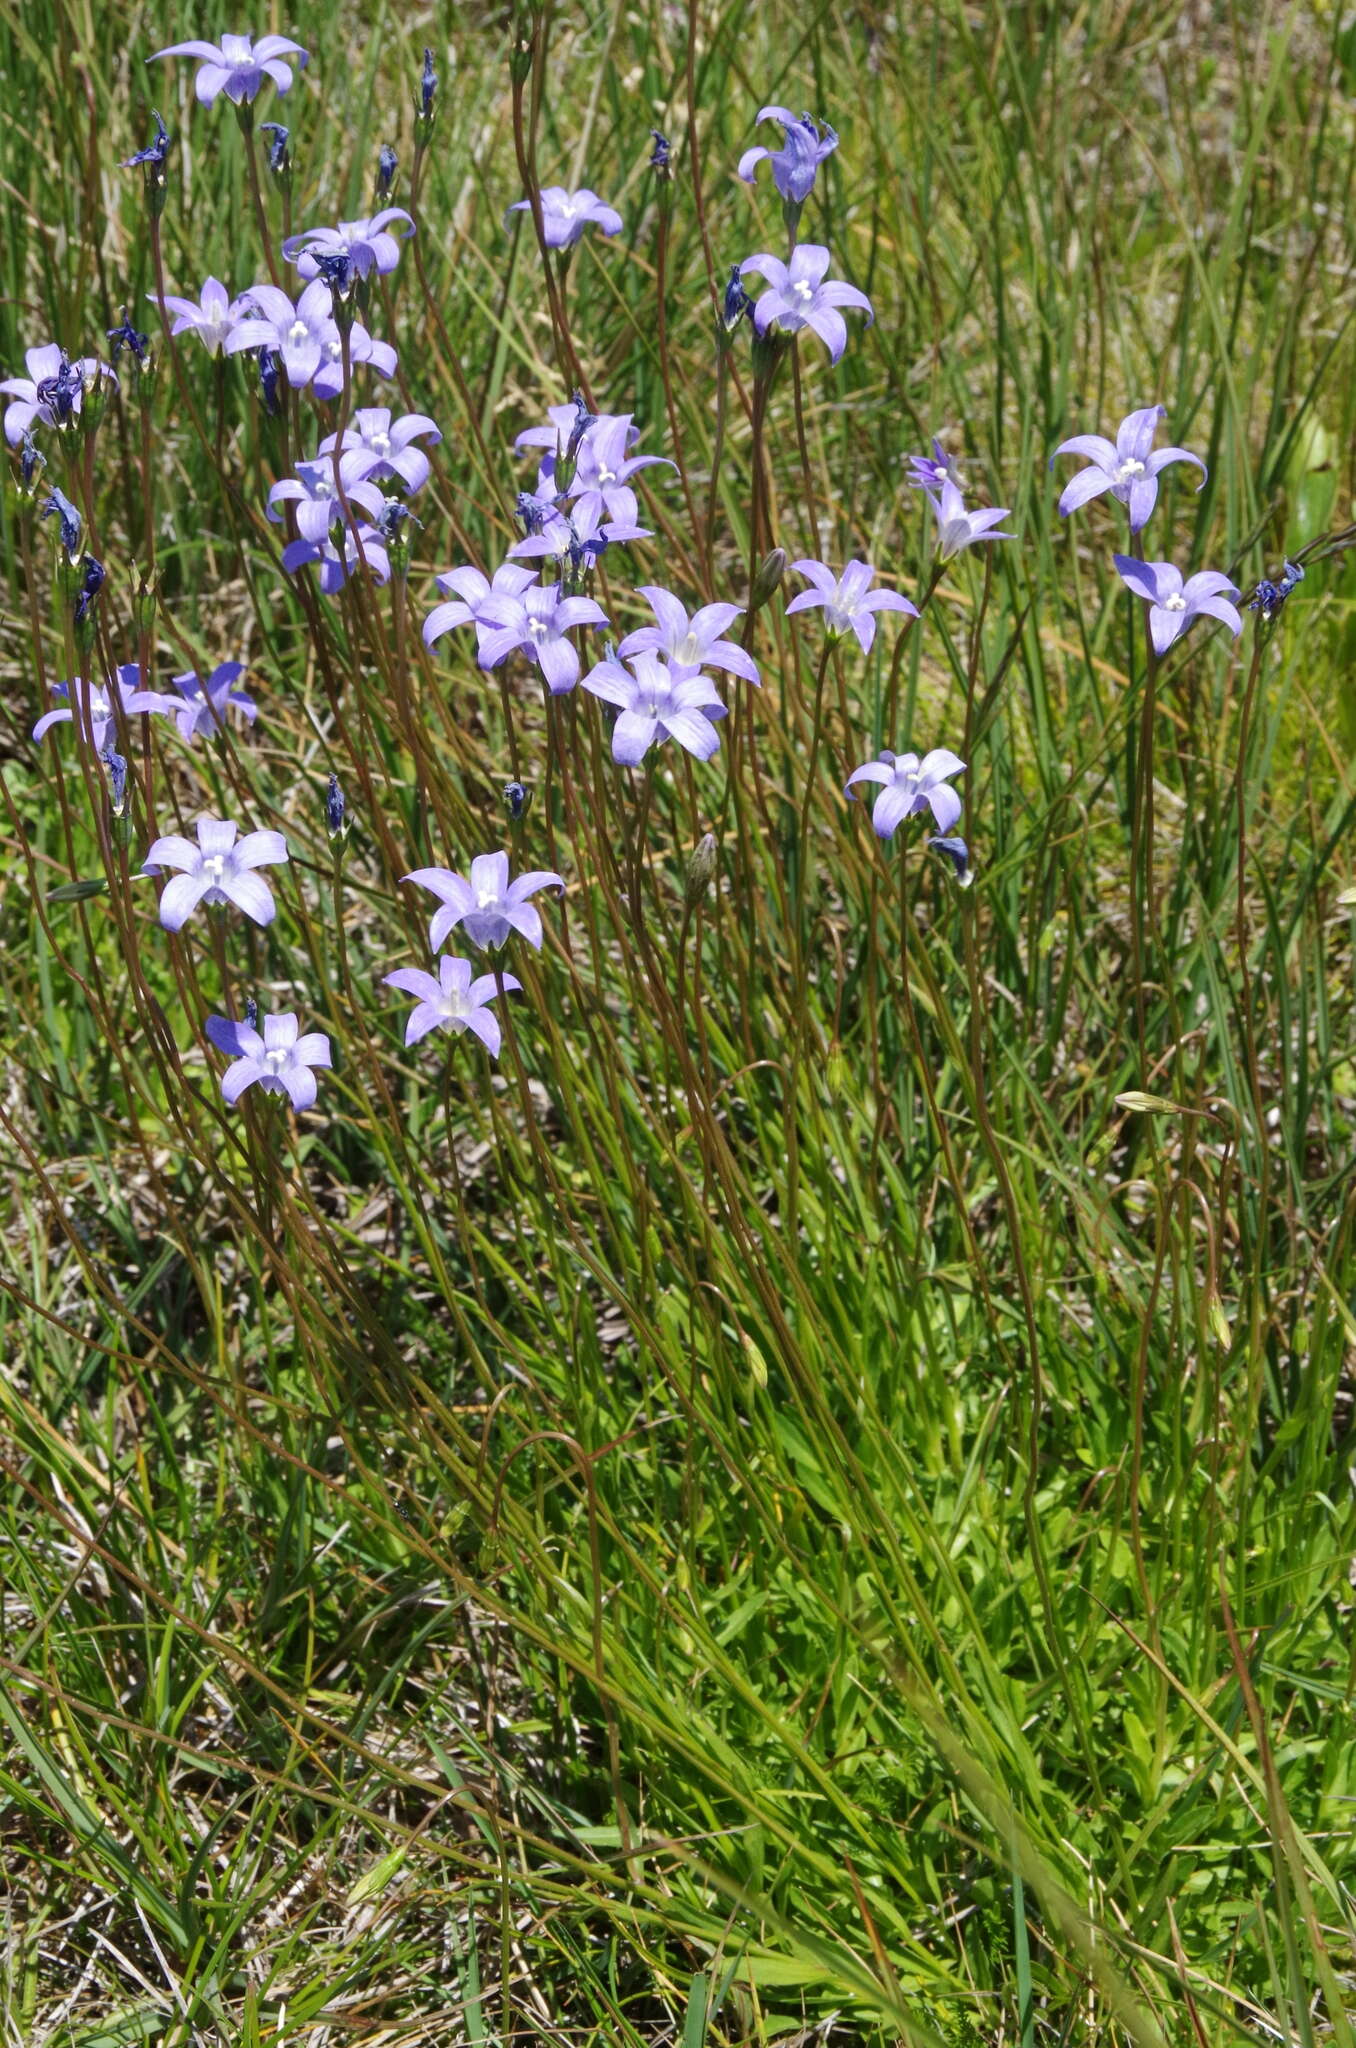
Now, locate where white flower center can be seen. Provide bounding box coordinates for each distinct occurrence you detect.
[326,340,342,362]
[475,880,499,908]
[1162,592,1187,612]
[674,631,699,664]
[287,320,309,347]
[597,465,616,485]
[265,1048,290,1074]
[528,617,549,642]
[792,278,815,304]
[202,854,227,885]
[369,431,391,456]
[1115,457,1146,482]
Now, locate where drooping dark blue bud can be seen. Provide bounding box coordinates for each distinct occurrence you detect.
[503,780,528,821]
[245,996,258,1032]
[326,772,346,838]
[649,128,671,172]
[928,836,974,888]
[420,47,437,116]
[19,430,45,491]
[35,350,80,427]
[256,346,281,417]
[41,486,82,554]
[377,143,398,197]
[259,122,290,174]
[720,262,753,337]
[121,109,170,170]
[314,249,355,304]
[1249,557,1305,621]
[74,554,105,625]
[107,312,150,367]
[515,490,554,536]
[377,497,419,542]
[565,390,594,463]
[100,745,128,816]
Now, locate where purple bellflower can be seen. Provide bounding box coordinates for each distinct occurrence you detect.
[845,748,966,840]
[165,663,259,742]
[617,585,761,685]
[509,186,623,250]
[267,458,386,542]
[150,278,241,356]
[282,524,391,592]
[1111,556,1243,655]
[33,665,173,751]
[581,650,729,765]
[568,413,675,530]
[147,34,310,106]
[738,246,872,364]
[383,955,521,1055]
[925,479,1014,560]
[403,853,564,952]
[786,559,919,654]
[206,1010,331,1110]
[737,107,838,205]
[907,438,964,492]
[2,344,115,446]
[224,281,396,398]
[1051,406,1207,533]
[317,407,442,493]
[142,815,288,930]
[471,580,609,693]
[423,562,538,653]
[283,210,416,282]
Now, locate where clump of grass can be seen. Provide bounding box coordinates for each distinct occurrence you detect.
[1,3,1355,2044]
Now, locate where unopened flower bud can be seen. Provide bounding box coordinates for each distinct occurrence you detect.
[134,565,159,636]
[684,831,718,909]
[42,486,82,558]
[326,772,348,841]
[414,47,438,142]
[928,835,973,888]
[376,142,398,199]
[260,121,290,176]
[748,547,786,613]
[16,430,46,498]
[73,554,105,627]
[503,779,530,822]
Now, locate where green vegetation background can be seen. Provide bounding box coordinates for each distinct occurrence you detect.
[1,0,1355,2043]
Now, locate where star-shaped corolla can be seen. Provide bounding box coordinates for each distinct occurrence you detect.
[205,1010,331,1110]
[617,585,760,685]
[737,106,838,205]
[737,245,872,364]
[147,33,309,107]
[383,955,521,1056]
[508,187,623,249]
[1112,556,1243,655]
[402,853,565,952]
[318,408,442,494]
[925,479,1014,560]
[1,344,115,445]
[785,559,919,655]
[581,650,728,766]
[148,278,242,356]
[472,581,609,693]
[423,563,538,653]
[1051,406,1206,533]
[224,281,395,397]
[165,663,258,742]
[283,210,415,282]
[142,815,288,930]
[845,747,966,840]
[33,665,174,750]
